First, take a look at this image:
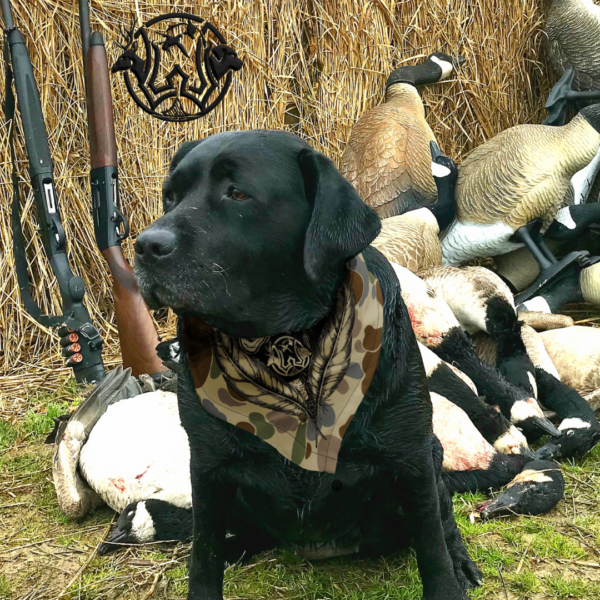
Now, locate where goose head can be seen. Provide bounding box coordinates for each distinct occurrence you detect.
[510,397,561,439]
[98,500,192,555]
[429,141,458,231]
[385,53,465,89]
[535,417,600,461]
[478,461,564,519]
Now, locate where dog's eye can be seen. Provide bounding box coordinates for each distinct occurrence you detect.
[164,192,176,209]
[230,188,249,201]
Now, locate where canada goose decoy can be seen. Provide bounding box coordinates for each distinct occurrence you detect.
[49,367,191,521]
[478,461,565,520]
[418,265,538,398]
[546,0,600,94]
[419,343,530,455]
[341,53,464,219]
[390,262,560,438]
[516,256,600,312]
[372,142,458,272]
[441,105,600,277]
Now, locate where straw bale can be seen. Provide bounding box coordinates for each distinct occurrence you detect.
[0,0,553,400]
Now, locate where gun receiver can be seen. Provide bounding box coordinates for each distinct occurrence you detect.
[79,4,166,377]
[2,0,105,383]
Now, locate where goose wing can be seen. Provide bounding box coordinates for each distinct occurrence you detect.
[341,105,437,218]
[456,125,573,228]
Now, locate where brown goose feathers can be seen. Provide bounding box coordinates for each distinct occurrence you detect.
[341,85,437,218]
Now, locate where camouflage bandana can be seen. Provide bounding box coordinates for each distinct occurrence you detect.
[180,253,383,473]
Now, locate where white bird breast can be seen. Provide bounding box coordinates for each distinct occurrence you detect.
[441,221,521,265]
[79,391,192,513]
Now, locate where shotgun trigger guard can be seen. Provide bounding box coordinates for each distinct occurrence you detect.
[112,206,129,242]
[49,213,66,250]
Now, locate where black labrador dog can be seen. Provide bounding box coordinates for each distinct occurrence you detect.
[134,130,480,600]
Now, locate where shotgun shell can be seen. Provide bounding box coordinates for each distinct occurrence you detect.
[68,333,79,343]
[66,353,83,366]
[61,344,82,357]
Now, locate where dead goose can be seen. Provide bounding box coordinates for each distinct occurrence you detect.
[432,394,565,521]
[390,262,559,438]
[471,326,600,459]
[372,142,457,272]
[419,343,530,455]
[540,326,600,395]
[49,367,191,522]
[477,461,565,520]
[418,265,537,397]
[341,53,464,218]
[441,105,600,270]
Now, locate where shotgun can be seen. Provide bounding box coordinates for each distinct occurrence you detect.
[78,0,166,377]
[2,0,105,383]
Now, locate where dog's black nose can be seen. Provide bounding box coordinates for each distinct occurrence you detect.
[134,229,176,258]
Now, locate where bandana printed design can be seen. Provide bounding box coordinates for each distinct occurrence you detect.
[181,254,383,473]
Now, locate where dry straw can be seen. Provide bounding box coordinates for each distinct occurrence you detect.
[0,0,551,405]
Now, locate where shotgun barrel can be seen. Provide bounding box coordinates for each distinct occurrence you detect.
[2,0,105,383]
[79,2,166,377]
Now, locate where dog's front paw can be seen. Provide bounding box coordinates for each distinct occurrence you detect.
[454,556,483,590]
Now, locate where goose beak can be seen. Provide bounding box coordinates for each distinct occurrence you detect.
[534,442,560,461]
[452,55,466,68]
[97,529,127,556]
[479,493,518,520]
[430,141,443,161]
[521,446,537,460]
[531,416,561,438]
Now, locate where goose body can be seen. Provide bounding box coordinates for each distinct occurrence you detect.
[546,0,600,92]
[432,394,564,519]
[389,262,557,438]
[419,343,529,455]
[372,143,458,272]
[540,326,600,393]
[418,265,537,397]
[374,208,442,272]
[52,367,191,522]
[79,391,191,512]
[441,107,600,265]
[471,326,600,459]
[341,53,462,218]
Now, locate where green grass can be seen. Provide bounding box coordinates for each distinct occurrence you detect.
[0,419,18,451]
[0,575,12,600]
[3,376,600,600]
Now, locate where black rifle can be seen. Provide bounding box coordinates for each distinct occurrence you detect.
[2,0,105,383]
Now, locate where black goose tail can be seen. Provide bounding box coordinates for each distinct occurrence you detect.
[44,366,142,444]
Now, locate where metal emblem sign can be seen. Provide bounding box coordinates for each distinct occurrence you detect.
[112,12,243,122]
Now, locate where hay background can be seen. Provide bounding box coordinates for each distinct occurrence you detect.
[0,0,553,407]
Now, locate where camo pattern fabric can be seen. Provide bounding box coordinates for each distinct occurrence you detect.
[180,253,383,473]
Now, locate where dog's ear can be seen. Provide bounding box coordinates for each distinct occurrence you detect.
[298,148,381,284]
[169,140,204,175]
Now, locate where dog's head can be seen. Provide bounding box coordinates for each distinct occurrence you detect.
[134,130,380,337]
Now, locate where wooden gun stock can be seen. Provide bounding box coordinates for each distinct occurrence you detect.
[85,34,166,377]
[101,247,166,377]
